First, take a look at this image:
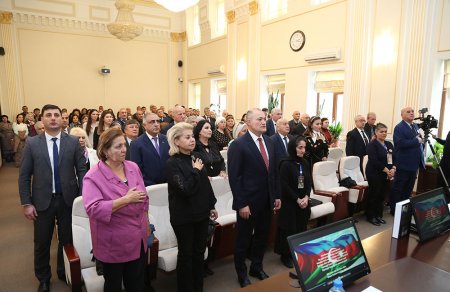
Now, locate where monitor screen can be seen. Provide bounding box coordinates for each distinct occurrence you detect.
[410,188,450,242]
[287,218,370,292]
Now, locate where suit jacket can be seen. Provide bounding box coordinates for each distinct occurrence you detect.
[266,119,276,137]
[227,132,279,211]
[19,132,86,211]
[270,133,293,169]
[125,138,131,160]
[345,128,368,159]
[291,123,307,136]
[161,122,174,135]
[364,123,376,140]
[130,133,170,186]
[365,140,395,179]
[393,121,425,171]
[288,119,300,135]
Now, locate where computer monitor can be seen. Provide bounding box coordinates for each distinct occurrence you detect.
[410,187,450,242]
[287,218,371,292]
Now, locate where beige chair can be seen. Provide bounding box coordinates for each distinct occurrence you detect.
[312,161,349,221]
[328,147,344,173]
[362,155,368,180]
[339,156,368,206]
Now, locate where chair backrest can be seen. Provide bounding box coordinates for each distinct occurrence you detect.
[71,196,94,269]
[220,149,228,161]
[88,148,99,169]
[209,177,234,217]
[362,155,368,180]
[339,156,365,183]
[312,161,340,190]
[146,183,178,250]
[328,147,344,171]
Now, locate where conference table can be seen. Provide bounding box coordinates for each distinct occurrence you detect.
[238,228,450,291]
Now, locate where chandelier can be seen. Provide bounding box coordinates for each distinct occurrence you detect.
[154,0,200,13]
[108,0,143,41]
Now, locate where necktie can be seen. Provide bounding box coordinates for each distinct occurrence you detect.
[258,137,269,170]
[283,136,288,152]
[51,137,62,193]
[152,137,160,156]
[361,130,369,145]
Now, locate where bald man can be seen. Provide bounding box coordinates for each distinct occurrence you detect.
[266,108,282,137]
[288,110,301,135]
[389,107,425,215]
[161,105,186,134]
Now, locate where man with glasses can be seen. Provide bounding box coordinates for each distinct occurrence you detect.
[130,113,170,186]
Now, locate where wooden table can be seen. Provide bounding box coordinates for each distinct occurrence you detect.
[238,228,450,291]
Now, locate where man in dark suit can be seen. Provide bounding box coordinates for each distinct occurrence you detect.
[203,107,216,131]
[228,108,281,288]
[364,112,377,140]
[19,104,86,292]
[346,115,370,168]
[132,109,145,136]
[390,107,425,214]
[291,113,309,136]
[161,105,186,134]
[117,108,128,130]
[130,113,170,186]
[265,108,282,137]
[288,110,301,135]
[124,119,139,160]
[270,118,293,168]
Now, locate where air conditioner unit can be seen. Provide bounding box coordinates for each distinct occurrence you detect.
[207,65,225,75]
[304,48,341,63]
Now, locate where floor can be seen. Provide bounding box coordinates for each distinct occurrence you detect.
[0,162,394,292]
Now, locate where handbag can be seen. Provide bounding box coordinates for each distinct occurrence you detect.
[339,176,357,188]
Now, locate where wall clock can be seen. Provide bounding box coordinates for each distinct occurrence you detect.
[290,30,305,52]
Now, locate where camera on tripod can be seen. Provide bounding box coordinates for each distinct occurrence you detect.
[415,108,438,134]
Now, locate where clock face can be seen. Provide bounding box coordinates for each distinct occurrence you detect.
[290,30,305,52]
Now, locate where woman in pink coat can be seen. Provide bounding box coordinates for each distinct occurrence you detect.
[82,128,149,292]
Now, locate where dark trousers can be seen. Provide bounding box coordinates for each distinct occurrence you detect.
[34,195,72,282]
[172,218,209,292]
[102,243,146,292]
[390,169,417,214]
[234,204,271,277]
[366,176,388,220]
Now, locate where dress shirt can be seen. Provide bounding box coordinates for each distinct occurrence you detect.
[145,132,159,149]
[278,133,289,150]
[126,137,133,145]
[45,131,62,193]
[358,128,369,144]
[248,130,269,160]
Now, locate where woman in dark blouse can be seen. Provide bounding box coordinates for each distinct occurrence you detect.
[165,122,218,292]
[304,116,329,167]
[93,110,115,149]
[194,120,226,177]
[365,123,395,226]
[274,136,311,268]
[321,117,333,145]
[212,117,232,150]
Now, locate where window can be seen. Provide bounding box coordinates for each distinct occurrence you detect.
[261,0,288,21]
[186,5,201,46]
[438,60,450,136]
[260,74,285,111]
[314,70,344,123]
[189,83,201,109]
[210,0,226,38]
[211,79,227,116]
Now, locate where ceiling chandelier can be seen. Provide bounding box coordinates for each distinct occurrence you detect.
[108,0,143,41]
[154,0,200,13]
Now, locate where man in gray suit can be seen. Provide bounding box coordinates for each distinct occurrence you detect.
[19,104,86,292]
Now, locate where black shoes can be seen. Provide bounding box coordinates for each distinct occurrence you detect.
[376,217,386,224]
[238,275,251,287]
[280,255,293,268]
[368,218,380,226]
[249,269,269,280]
[38,281,50,292]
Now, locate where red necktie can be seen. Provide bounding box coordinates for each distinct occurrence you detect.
[258,137,269,170]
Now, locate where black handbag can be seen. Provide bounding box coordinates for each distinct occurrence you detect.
[339,177,357,188]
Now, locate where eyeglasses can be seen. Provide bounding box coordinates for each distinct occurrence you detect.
[148,120,160,124]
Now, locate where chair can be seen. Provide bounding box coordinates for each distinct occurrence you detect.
[208,177,236,260]
[312,161,349,221]
[64,197,159,292]
[328,147,344,173]
[146,183,208,272]
[362,155,368,180]
[339,156,368,208]
[87,148,99,169]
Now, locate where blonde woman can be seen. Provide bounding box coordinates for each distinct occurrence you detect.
[70,127,98,170]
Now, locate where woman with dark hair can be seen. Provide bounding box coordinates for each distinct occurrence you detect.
[212,117,232,151]
[83,109,99,147]
[240,113,247,123]
[83,128,150,291]
[194,120,226,177]
[321,117,333,145]
[225,115,235,139]
[303,116,329,167]
[93,110,115,149]
[0,115,15,162]
[365,123,395,226]
[13,113,28,167]
[165,122,218,292]
[81,108,88,116]
[69,114,82,129]
[69,108,81,124]
[274,136,312,268]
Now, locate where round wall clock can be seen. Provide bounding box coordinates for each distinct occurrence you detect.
[290,30,305,52]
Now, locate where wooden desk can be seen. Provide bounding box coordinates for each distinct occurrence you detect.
[238,228,450,291]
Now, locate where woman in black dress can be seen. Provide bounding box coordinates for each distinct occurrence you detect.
[365,123,395,226]
[212,117,232,150]
[304,116,329,167]
[274,136,311,268]
[165,122,218,292]
[194,120,226,177]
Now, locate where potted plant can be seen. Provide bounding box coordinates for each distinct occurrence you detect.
[426,141,444,169]
[328,121,343,147]
[268,90,279,113]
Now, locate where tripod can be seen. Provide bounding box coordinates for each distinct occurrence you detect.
[423,131,450,194]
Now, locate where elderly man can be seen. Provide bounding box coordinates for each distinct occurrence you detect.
[130,113,170,186]
[117,108,128,130]
[228,108,281,287]
[203,107,216,130]
[161,105,186,134]
[364,112,377,140]
[346,115,370,168]
[291,113,310,136]
[288,110,301,136]
[34,121,45,135]
[124,119,140,160]
[390,107,425,215]
[265,108,283,137]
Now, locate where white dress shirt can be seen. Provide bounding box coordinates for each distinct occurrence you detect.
[45,131,61,193]
[248,130,269,160]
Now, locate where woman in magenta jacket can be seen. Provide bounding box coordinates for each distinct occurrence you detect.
[82,128,149,292]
